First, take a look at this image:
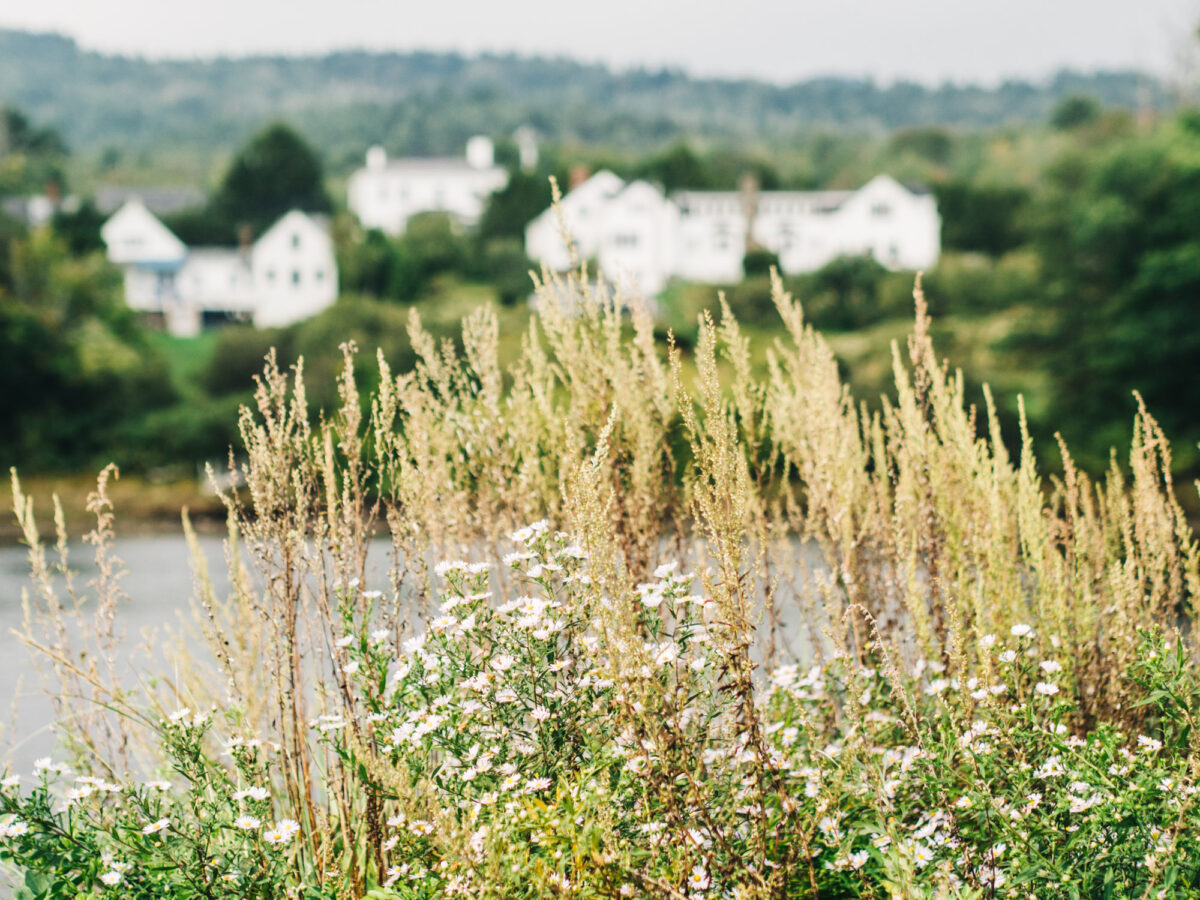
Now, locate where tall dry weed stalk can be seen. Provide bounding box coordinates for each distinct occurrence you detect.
[11,258,1199,895]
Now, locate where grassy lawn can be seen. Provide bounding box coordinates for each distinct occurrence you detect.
[147,330,221,398]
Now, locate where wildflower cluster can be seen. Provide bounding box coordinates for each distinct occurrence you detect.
[0,711,299,898]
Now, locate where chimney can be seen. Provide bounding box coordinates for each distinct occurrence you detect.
[44,178,62,206]
[569,164,592,190]
[466,135,495,170]
[514,126,539,171]
[237,223,254,253]
[366,145,387,170]
[739,171,762,254]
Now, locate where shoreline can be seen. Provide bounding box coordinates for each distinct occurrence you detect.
[0,473,228,545]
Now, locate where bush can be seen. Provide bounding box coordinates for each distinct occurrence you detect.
[473,238,535,306]
[742,247,779,278]
[6,274,1199,897]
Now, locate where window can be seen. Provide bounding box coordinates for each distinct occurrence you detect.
[872,203,892,218]
[613,233,639,248]
[292,269,301,287]
[267,268,276,282]
[292,232,302,249]
[315,268,325,282]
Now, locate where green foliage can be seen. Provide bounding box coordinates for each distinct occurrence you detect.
[210,123,331,237]
[787,255,910,331]
[742,247,779,278]
[0,29,1175,179]
[1024,116,1200,471]
[477,171,554,242]
[202,297,434,414]
[935,179,1031,255]
[1051,94,1103,130]
[0,230,177,471]
[1,106,68,157]
[0,106,68,198]
[51,199,105,255]
[637,142,712,191]
[888,126,956,165]
[161,205,241,247]
[473,239,535,306]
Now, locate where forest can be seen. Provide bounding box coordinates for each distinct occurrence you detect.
[0,32,1197,493]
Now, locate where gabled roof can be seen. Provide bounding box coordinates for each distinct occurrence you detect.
[94,185,206,216]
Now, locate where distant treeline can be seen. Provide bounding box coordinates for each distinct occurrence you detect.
[0,28,1175,174]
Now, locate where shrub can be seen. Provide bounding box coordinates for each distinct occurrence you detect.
[5,270,1198,897]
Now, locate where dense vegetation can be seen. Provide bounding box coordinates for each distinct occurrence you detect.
[0,28,1175,179]
[4,278,1199,897]
[1,58,1198,481]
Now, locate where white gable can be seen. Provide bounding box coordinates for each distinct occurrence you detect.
[347,141,509,236]
[250,210,338,328]
[102,204,339,336]
[100,199,187,265]
[525,171,627,273]
[526,174,941,295]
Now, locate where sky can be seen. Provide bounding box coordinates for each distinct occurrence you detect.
[2,0,1199,85]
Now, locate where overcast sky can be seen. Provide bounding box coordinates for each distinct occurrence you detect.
[3,0,1199,85]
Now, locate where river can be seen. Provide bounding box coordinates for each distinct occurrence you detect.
[0,532,234,776]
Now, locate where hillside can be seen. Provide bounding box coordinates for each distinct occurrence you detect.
[0,28,1174,175]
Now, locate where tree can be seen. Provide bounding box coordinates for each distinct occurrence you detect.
[935,180,1031,256]
[211,123,331,237]
[638,143,711,191]
[477,172,553,242]
[1051,95,1101,130]
[476,239,535,306]
[0,107,68,156]
[1026,118,1200,472]
[52,200,106,255]
[742,248,780,278]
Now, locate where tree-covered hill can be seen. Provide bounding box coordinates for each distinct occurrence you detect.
[0,28,1174,174]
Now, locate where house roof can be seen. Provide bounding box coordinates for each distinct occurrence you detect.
[673,189,855,212]
[94,185,206,216]
[373,158,502,174]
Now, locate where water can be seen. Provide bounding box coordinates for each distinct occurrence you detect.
[0,532,233,776]
[0,529,836,777]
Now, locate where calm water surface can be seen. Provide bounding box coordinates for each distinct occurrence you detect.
[0,533,248,777]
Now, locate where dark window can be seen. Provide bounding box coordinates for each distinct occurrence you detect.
[292,269,301,286]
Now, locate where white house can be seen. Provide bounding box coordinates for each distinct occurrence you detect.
[100,200,338,336]
[526,172,941,296]
[347,136,508,236]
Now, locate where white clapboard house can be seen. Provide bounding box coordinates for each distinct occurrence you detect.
[525,172,941,296]
[101,199,338,336]
[347,136,509,236]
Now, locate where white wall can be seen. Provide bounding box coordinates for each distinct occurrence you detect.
[348,157,508,236]
[525,170,626,273]
[102,203,339,336]
[100,200,187,266]
[250,211,339,327]
[675,192,747,284]
[527,175,942,294]
[593,181,678,297]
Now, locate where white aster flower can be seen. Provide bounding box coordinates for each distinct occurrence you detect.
[142,818,170,835]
